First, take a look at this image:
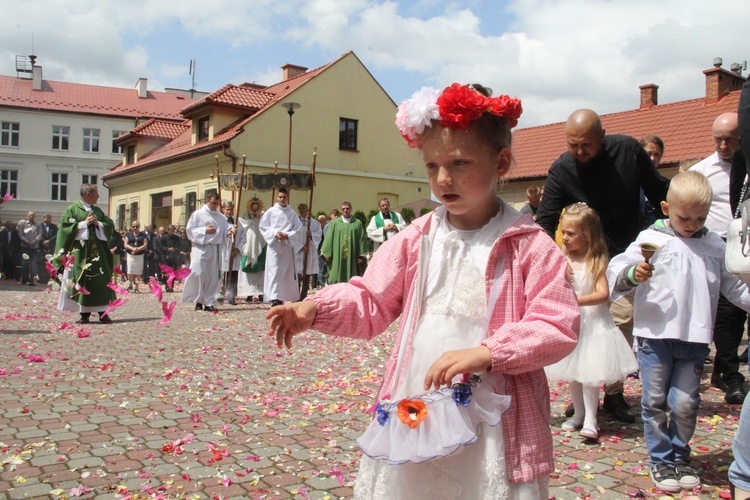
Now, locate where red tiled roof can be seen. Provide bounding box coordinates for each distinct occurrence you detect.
[0,75,191,120]
[105,55,338,180]
[117,118,190,143]
[511,91,741,181]
[180,84,275,115]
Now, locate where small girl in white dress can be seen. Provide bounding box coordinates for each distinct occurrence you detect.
[546,203,638,440]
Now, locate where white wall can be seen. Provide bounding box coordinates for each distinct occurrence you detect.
[0,109,137,223]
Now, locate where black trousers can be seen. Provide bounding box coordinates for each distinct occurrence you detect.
[714,293,748,385]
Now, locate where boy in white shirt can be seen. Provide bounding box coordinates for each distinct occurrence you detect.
[608,170,750,493]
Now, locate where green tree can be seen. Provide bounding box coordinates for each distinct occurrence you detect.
[420,206,434,216]
[401,207,416,224]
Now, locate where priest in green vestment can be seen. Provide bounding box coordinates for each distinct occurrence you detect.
[320,201,368,284]
[54,184,117,324]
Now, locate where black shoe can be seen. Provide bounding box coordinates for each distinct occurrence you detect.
[740,348,749,365]
[228,300,237,306]
[270,299,283,307]
[204,305,217,312]
[602,393,636,423]
[75,314,90,324]
[710,373,728,392]
[98,314,113,324]
[725,381,747,405]
[564,403,575,418]
[245,296,252,303]
[194,303,203,311]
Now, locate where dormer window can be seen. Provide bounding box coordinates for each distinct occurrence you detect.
[126,145,135,164]
[198,116,210,142]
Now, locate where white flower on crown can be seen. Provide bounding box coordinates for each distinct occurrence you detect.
[395,87,441,146]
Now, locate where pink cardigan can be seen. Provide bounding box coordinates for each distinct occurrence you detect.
[310,208,579,484]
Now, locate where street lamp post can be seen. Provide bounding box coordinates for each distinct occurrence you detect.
[281,102,301,173]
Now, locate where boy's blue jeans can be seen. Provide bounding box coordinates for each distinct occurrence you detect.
[637,337,709,466]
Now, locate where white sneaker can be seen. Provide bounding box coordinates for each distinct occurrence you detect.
[650,464,681,493]
[674,463,700,490]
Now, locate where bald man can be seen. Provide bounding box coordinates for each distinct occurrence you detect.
[537,109,670,423]
[538,110,670,255]
[691,112,748,405]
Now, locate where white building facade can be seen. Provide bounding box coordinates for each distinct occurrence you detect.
[0,61,191,223]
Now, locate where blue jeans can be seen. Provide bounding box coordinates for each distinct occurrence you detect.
[638,337,709,466]
[730,393,750,493]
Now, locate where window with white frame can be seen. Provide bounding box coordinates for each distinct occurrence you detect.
[83,128,100,153]
[112,131,125,154]
[82,174,98,186]
[52,126,70,151]
[1,122,20,147]
[51,172,68,201]
[0,170,18,198]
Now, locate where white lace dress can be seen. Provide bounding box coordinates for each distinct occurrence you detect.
[545,267,638,386]
[355,216,511,500]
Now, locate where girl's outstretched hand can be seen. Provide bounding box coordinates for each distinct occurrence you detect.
[266,301,317,349]
[423,346,492,391]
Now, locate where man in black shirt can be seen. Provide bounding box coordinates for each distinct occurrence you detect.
[537,109,670,423]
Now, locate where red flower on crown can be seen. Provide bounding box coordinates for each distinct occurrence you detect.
[438,83,523,130]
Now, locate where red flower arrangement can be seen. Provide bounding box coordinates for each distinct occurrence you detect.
[396,83,523,147]
[397,398,428,428]
[437,83,523,129]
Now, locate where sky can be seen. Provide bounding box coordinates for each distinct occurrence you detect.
[1,0,749,128]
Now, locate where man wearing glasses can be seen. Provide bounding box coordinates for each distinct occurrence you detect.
[182,193,231,312]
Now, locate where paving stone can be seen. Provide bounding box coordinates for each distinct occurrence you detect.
[0,286,744,498]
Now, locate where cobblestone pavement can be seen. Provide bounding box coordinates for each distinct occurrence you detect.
[0,281,745,499]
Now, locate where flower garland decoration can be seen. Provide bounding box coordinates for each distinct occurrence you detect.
[395,83,523,148]
[375,375,481,429]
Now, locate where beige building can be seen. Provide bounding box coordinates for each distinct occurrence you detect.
[103,51,427,229]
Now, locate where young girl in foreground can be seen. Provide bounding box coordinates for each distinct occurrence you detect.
[545,204,638,440]
[267,83,580,499]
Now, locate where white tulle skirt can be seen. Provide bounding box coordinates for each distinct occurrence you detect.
[545,302,638,386]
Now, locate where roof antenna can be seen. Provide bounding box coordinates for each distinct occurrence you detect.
[189,59,197,99]
[29,34,36,66]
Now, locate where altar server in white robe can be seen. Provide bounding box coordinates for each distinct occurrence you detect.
[182,193,230,312]
[295,202,322,300]
[259,188,303,306]
[237,197,266,301]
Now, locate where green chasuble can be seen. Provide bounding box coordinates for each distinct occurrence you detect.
[54,201,116,307]
[321,217,368,284]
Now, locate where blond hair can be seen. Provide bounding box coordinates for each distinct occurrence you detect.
[667,170,713,209]
[561,203,609,285]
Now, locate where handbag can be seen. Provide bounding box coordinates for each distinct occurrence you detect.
[726,199,750,283]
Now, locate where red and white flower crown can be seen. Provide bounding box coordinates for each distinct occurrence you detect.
[395,83,523,148]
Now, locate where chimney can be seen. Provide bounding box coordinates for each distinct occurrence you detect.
[639,83,658,109]
[136,78,148,98]
[281,64,308,81]
[704,59,746,105]
[32,64,43,91]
